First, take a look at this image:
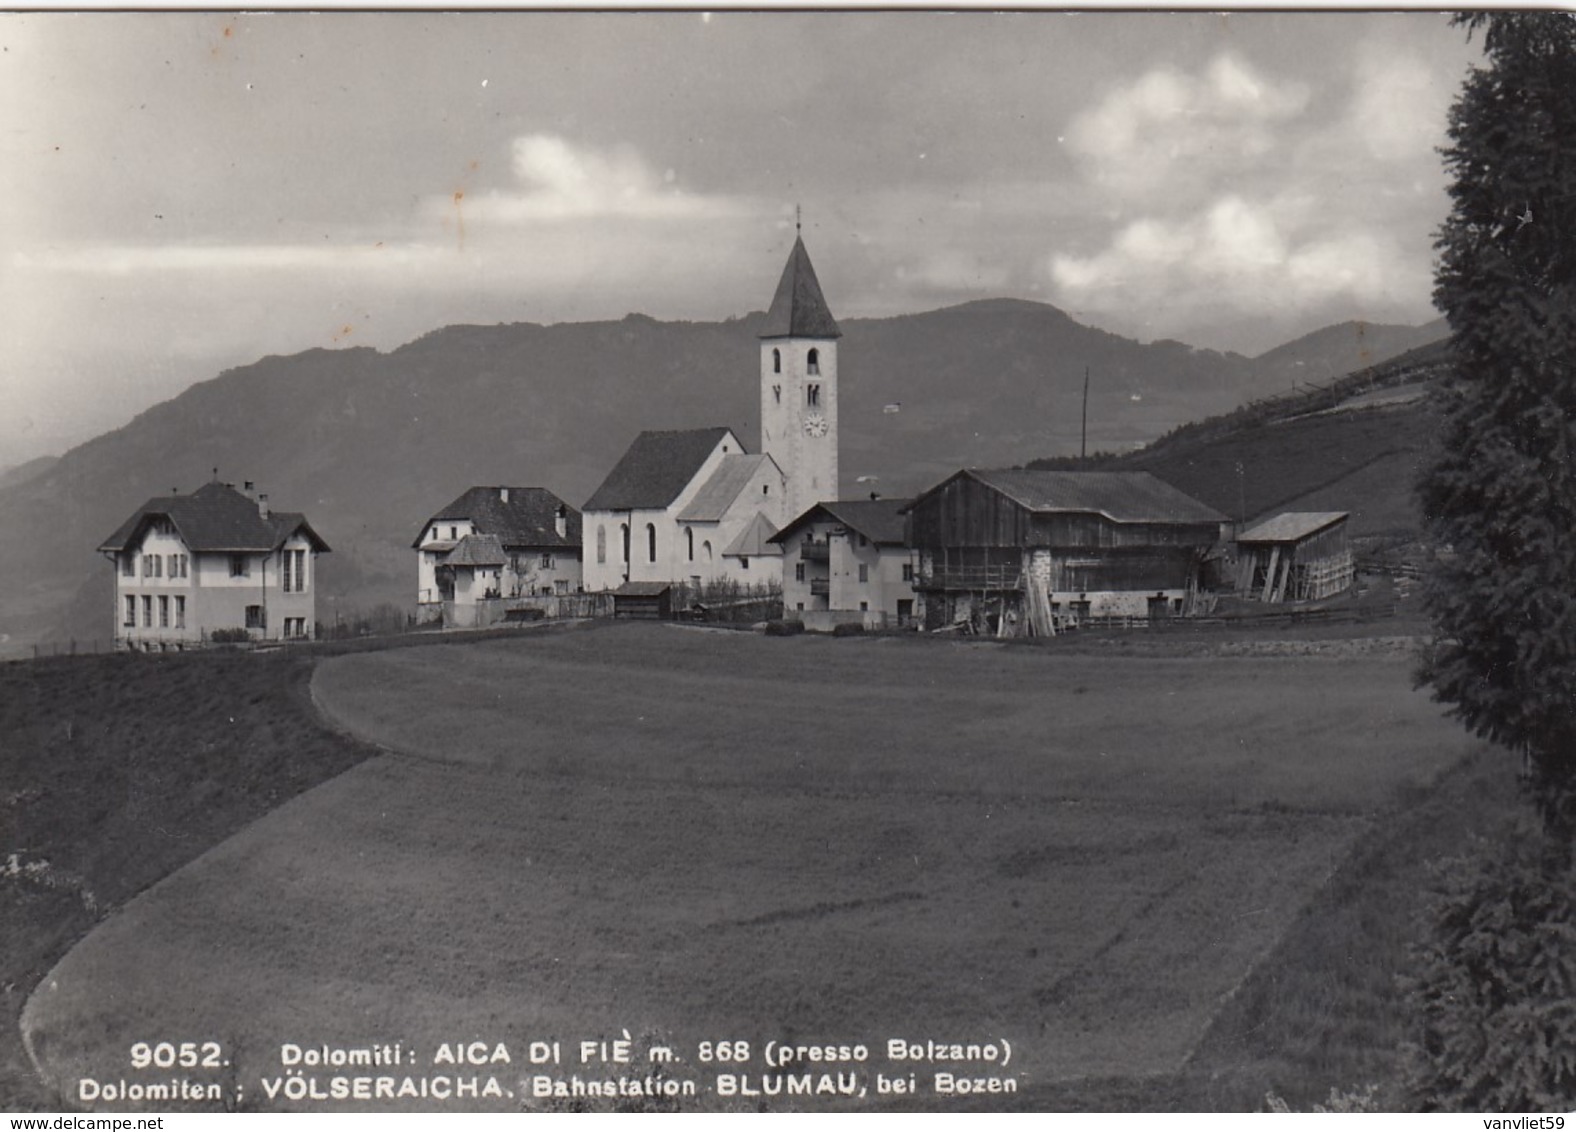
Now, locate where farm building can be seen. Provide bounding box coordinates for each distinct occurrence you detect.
[98,479,330,649]
[413,486,582,627]
[771,498,918,630]
[904,469,1226,633]
[1234,512,1354,602]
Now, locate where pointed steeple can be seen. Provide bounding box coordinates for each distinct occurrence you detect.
[759,236,841,340]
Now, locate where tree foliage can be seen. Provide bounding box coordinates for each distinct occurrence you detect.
[1418,12,1576,830]
[1405,832,1576,1110]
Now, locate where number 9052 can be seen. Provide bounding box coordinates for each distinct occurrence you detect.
[130,1041,223,1069]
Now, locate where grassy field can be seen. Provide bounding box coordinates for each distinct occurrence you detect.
[12,622,1498,1111]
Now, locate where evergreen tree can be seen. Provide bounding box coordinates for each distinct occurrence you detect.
[1419,12,1576,834]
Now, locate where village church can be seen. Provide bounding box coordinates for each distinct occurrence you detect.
[580,233,843,593]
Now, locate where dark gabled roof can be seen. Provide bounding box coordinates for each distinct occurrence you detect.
[98,481,330,554]
[583,428,737,513]
[770,498,913,547]
[1238,511,1349,544]
[909,469,1225,526]
[443,533,508,568]
[415,486,581,550]
[759,236,841,340]
[614,581,673,597]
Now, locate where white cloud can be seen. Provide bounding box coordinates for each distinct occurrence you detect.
[457,133,757,223]
[1065,54,1309,205]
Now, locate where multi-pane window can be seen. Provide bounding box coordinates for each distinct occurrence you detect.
[858,564,869,583]
[175,596,186,629]
[230,554,249,578]
[245,605,265,630]
[284,617,305,639]
[795,562,806,582]
[158,595,169,628]
[540,553,553,569]
[902,563,915,582]
[142,595,153,628]
[122,555,135,578]
[123,596,136,627]
[282,548,306,593]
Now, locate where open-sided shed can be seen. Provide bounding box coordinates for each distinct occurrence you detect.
[1234,512,1354,602]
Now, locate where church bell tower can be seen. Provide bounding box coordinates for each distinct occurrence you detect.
[758,228,841,520]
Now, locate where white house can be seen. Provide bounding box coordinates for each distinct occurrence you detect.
[97,479,330,649]
[772,498,918,630]
[413,486,582,623]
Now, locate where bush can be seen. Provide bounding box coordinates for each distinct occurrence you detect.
[763,619,804,637]
[1403,828,1576,1111]
[209,628,250,644]
[831,621,866,637]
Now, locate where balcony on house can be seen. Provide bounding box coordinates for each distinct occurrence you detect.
[809,578,830,597]
[800,540,830,563]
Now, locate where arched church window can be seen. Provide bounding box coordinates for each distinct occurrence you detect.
[703,540,713,563]
[620,523,630,564]
[596,525,606,565]
[647,523,658,563]
[686,528,694,562]
[773,348,781,374]
[807,348,820,375]
[772,384,781,404]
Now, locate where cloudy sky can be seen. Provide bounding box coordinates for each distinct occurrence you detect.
[0,11,1482,467]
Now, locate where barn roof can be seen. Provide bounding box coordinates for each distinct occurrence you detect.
[614,581,673,597]
[759,236,841,340]
[722,512,783,558]
[1238,511,1349,544]
[912,469,1225,525]
[415,486,580,550]
[677,454,777,522]
[584,428,737,513]
[99,481,330,554]
[771,498,913,547]
[443,533,507,568]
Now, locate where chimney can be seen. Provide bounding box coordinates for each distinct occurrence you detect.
[555,504,568,539]
[500,487,510,504]
[258,493,270,520]
[243,480,256,496]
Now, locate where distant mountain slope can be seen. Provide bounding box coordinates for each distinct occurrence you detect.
[0,302,1444,651]
[1250,317,1449,389]
[0,455,60,492]
[1030,337,1453,542]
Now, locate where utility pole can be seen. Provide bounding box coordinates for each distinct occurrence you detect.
[1080,366,1090,461]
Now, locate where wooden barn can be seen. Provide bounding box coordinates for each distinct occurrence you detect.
[611,581,676,620]
[903,469,1226,633]
[1234,512,1354,602]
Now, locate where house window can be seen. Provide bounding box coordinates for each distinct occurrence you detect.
[142,595,152,628]
[796,602,804,611]
[807,348,820,376]
[795,562,805,582]
[902,563,914,582]
[431,526,439,541]
[647,523,657,563]
[178,554,189,578]
[555,579,569,595]
[287,549,306,592]
[807,383,820,407]
[596,525,607,565]
[858,563,869,583]
[175,596,186,629]
[741,556,750,570]
[123,596,136,627]
[540,553,553,569]
[158,595,169,628]
[449,526,458,540]
[245,605,265,630]
[860,601,869,612]
[230,554,249,578]
[762,484,770,495]
[686,528,694,562]
[122,555,135,578]
[166,554,178,577]
[284,617,305,639]
[772,348,781,374]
